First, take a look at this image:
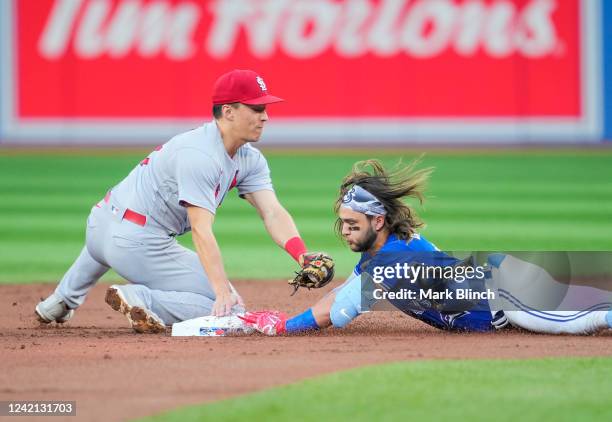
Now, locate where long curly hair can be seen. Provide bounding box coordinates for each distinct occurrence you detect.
[334,158,433,240]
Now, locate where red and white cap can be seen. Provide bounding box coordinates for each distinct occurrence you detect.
[212,69,284,106]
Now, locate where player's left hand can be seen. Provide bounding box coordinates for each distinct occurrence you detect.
[238,310,288,335]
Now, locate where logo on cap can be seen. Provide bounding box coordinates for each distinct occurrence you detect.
[256,76,267,92]
[212,69,283,105]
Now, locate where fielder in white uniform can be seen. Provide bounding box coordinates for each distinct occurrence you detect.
[35,70,314,333]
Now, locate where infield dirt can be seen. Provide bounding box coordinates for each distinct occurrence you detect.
[1,281,610,421]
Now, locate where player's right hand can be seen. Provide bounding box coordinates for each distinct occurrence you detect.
[212,290,242,317]
[239,310,288,335]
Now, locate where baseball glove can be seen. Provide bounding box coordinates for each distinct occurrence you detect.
[288,252,335,295]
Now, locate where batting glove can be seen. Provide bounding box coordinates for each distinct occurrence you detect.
[239,310,288,336]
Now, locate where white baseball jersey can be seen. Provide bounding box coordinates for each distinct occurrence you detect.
[110,120,273,235]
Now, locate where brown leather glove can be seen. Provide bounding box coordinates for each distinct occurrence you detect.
[288,252,335,295]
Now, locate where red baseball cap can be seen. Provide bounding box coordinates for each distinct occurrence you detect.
[212,70,284,106]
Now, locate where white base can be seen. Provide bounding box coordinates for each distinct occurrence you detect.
[171,315,254,337]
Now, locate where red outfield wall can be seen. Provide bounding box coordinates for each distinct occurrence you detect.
[0,0,605,144]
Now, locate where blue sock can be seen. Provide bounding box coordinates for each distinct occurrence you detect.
[606,310,612,328]
[286,308,319,333]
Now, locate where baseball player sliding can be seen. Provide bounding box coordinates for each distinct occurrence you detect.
[35,69,333,333]
[240,160,612,336]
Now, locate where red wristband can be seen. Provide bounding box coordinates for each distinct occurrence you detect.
[284,236,307,263]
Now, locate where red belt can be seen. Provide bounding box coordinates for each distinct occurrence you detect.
[102,192,147,227]
[123,209,147,226]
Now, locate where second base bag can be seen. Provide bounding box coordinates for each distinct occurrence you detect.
[171,315,255,337]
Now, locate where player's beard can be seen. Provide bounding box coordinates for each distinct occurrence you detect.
[350,224,378,252]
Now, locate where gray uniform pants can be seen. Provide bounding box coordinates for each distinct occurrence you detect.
[54,201,227,325]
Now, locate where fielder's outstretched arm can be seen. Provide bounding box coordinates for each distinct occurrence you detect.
[243,190,309,263]
[187,206,244,316]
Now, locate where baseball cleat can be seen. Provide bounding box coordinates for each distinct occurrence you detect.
[105,285,166,334]
[35,292,74,324]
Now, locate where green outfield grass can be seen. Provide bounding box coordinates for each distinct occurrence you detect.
[1,149,611,282]
[141,357,612,422]
[2,149,611,422]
